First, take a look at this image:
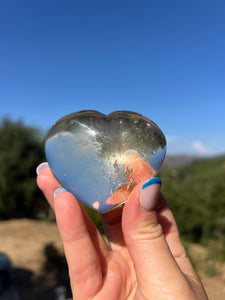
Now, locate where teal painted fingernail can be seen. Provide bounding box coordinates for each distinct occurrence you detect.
[142,177,162,190]
[140,178,161,210]
[54,188,67,198]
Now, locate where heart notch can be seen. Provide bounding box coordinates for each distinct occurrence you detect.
[45,110,166,212]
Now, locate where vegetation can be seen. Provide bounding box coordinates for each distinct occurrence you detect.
[160,157,225,244]
[0,118,47,219]
[0,117,224,273]
[159,156,225,274]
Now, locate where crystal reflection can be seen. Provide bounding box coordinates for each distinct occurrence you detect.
[45,111,166,212]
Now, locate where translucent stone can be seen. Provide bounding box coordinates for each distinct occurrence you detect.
[45,111,166,212]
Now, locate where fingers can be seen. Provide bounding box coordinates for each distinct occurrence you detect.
[101,204,125,250]
[102,182,134,250]
[54,190,104,298]
[122,178,194,295]
[36,162,110,298]
[36,162,61,208]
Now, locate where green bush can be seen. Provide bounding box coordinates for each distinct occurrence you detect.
[43,242,71,290]
[43,243,67,272]
[0,118,47,219]
[160,157,225,244]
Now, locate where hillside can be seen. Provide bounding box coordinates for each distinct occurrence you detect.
[160,155,225,243]
[162,154,200,169]
[163,153,225,169]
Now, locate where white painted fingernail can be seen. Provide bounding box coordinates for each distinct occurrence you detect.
[36,162,49,175]
[54,188,67,198]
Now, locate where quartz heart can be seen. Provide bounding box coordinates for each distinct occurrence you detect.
[45,111,166,212]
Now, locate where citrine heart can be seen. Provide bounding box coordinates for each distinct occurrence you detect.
[45,111,166,212]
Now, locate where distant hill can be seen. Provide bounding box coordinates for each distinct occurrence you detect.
[162,155,199,169]
[162,153,225,170]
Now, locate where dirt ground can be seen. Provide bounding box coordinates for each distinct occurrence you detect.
[0,219,66,299]
[0,219,224,299]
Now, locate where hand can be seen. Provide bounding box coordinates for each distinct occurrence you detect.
[36,162,208,300]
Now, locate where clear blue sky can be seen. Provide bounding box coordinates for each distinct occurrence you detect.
[0,0,224,156]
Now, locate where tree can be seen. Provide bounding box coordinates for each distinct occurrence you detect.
[0,117,47,219]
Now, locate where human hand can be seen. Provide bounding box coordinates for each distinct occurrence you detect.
[36,161,208,300]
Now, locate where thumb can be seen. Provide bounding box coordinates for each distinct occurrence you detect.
[122,178,183,293]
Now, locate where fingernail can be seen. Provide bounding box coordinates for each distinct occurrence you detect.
[140,178,161,210]
[36,162,49,175]
[54,188,67,198]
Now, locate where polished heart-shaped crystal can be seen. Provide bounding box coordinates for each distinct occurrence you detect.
[45,111,166,212]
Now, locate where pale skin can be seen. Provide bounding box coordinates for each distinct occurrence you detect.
[37,159,208,300]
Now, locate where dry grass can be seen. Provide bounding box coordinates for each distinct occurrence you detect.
[0,219,224,299]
